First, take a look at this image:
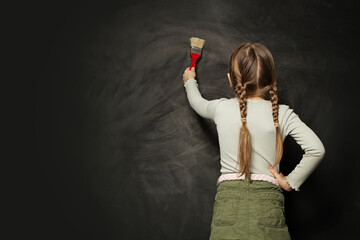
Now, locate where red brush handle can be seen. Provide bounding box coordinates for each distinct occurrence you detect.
[190,52,201,70]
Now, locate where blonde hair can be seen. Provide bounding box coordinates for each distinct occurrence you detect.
[228,42,283,180]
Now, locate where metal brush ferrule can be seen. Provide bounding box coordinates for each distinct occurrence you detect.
[190,46,202,55]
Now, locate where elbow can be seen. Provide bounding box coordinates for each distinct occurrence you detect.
[317,142,326,160]
[321,148,326,159]
[307,141,326,160]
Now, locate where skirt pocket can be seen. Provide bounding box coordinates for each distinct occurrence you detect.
[212,191,241,226]
[258,191,286,228]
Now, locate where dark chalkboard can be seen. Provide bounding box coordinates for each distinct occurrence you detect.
[30,0,360,239]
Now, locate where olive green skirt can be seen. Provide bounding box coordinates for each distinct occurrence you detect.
[209,175,291,240]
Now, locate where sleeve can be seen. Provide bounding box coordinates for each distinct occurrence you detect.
[183,78,224,121]
[282,108,326,191]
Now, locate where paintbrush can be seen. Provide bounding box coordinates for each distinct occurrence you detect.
[189,37,205,70]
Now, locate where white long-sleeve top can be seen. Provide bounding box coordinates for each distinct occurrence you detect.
[184,78,326,191]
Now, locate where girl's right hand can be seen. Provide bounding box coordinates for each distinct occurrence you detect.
[183,67,196,84]
[268,166,293,191]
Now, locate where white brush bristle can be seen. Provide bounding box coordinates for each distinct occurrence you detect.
[190,37,205,49]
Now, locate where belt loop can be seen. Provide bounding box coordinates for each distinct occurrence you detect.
[244,173,249,184]
[245,172,253,185]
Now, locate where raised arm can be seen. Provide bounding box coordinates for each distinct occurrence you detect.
[282,108,326,191]
[183,78,225,120]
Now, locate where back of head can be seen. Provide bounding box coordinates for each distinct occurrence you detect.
[228,42,283,179]
[228,42,277,100]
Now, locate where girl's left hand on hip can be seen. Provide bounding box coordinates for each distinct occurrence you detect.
[268,166,293,192]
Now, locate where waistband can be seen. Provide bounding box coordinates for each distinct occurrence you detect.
[217,173,280,187]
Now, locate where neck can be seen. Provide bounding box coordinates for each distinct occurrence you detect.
[247,96,265,100]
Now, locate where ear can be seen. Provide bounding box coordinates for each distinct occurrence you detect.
[227,73,233,88]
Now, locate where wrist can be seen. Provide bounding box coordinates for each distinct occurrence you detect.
[284,176,295,191]
[184,78,196,84]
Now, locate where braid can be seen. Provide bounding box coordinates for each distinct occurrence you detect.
[269,84,283,168]
[235,83,247,124]
[269,85,279,128]
[235,82,252,181]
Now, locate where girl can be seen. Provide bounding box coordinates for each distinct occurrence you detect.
[182,42,326,240]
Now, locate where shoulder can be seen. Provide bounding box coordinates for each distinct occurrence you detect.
[212,97,233,113]
[219,97,232,102]
[216,97,234,107]
[279,103,297,118]
[278,103,304,136]
[279,103,302,125]
[209,97,232,104]
[213,97,231,109]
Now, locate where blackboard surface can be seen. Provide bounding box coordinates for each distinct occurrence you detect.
[23,0,360,239]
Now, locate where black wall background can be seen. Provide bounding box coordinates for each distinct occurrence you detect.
[15,0,360,239]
